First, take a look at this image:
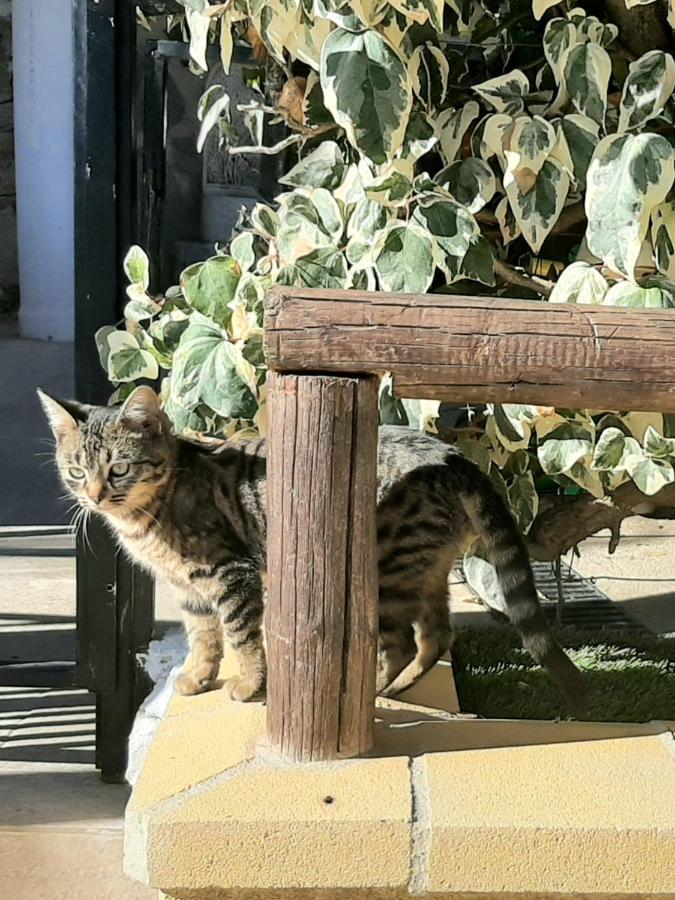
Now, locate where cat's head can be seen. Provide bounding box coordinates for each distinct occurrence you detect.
[38,385,175,518]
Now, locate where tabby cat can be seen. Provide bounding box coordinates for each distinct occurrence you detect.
[39,385,585,714]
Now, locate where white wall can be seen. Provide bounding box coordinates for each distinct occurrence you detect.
[13,0,74,342]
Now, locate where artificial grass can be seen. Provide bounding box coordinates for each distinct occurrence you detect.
[451,626,675,722]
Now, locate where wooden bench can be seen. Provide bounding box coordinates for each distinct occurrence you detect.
[263,287,675,762]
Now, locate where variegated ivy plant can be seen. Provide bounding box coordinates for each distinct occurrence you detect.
[98,0,675,598]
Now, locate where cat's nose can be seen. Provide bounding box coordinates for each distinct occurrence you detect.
[86,481,106,504]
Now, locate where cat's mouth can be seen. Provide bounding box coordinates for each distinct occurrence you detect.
[79,496,127,513]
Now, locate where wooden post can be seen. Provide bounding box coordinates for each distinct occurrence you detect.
[266,371,379,761]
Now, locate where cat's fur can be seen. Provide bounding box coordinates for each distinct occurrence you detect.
[39,385,585,713]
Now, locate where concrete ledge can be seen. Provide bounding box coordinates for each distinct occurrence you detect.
[125,655,675,899]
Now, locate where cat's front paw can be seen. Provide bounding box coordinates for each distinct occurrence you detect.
[224,674,265,702]
[175,668,218,696]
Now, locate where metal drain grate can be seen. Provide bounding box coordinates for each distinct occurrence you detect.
[532,562,647,631]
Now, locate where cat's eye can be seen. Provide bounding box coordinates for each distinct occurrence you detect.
[110,461,130,478]
[68,467,86,480]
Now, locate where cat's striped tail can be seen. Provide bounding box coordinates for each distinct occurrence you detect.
[450,454,586,718]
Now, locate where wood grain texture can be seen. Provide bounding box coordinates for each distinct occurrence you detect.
[265,372,379,761]
[265,287,675,411]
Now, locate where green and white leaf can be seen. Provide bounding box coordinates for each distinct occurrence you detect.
[474,70,530,116]
[585,133,675,279]
[230,232,256,273]
[95,326,118,373]
[389,0,444,30]
[320,27,412,164]
[623,452,675,495]
[180,256,241,328]
[366,159,414,207]
[185,8,210,71]
[490,403,537,451]
[621,411,664,443]
[562,42,612,124]
[437,158,496,214]
[456,438,492,474]
[495,196,521,244]
[549,261,609,304]
[538,434,593,474]
[592,427,630,470]
[123,246,150,290]
[459,235,496,286]
[603,280,673,307]
[435,102,480,165]
[644,425,675,459]
[250,204,279,239]
[508,471,539,533]
[504,157,570,253]
[124,295,162,323]
[543,18,575,83]
[277,189,343,263]
[347,196,388,241]
[400,398,441,433]
[279,142,347,190]
[403,108,438,161]
[372,222,435,293]
[551,114,599,188]
[219,11,234,75]
[651,199,675,278]
[409,44,449,110]
[463,553,508,615]
[619,50,675,133]
[534,0,561,21]
[170,318,258,420]
[196,85,231,153]
[478,114,513,168]
[277,246,349,290]
[411,197,478,276]
[106,331,159,384]
[504,115,556,193]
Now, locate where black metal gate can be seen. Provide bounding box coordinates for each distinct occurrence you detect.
[71,0,275,780]
[0,0,280,780]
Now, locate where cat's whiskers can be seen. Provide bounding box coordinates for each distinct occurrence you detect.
[136,505,161,529]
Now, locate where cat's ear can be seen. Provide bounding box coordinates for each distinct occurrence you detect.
[37,389,89,439]
[118,385,162,436]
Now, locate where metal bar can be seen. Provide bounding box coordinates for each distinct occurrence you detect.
[73,0,156,779]
[140,44,167,288]
[73,0,120,405]
[96,554,154,782]
[0,663,78,689]
[154,39,251,65]
[73,0,120,703]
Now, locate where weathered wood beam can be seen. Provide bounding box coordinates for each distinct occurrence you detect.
[265,372,379,761]
[265,288,675,412]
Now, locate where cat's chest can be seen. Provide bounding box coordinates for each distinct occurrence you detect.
[116,524,194,588]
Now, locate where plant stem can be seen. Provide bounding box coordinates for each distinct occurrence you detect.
[494,260,554,298]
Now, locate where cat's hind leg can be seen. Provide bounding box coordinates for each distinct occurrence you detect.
[175,605,224,696]
[380,593,452,698]
[376,610,416,693]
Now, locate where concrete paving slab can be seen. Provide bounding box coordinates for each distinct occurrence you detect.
[572,517,675,635]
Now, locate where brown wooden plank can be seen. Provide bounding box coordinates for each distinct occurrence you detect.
[265,372,379,761]
[265,288,675,411]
